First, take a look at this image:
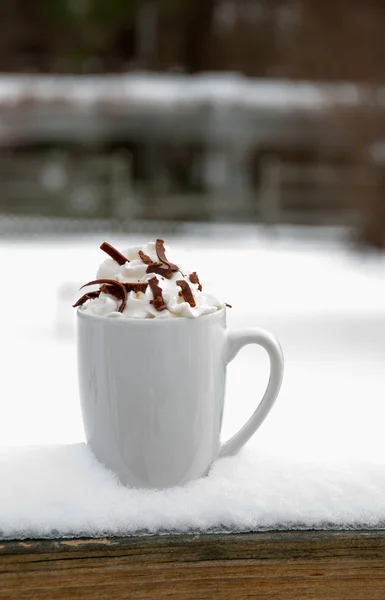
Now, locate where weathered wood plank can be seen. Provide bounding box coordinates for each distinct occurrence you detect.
[1,531,385,599]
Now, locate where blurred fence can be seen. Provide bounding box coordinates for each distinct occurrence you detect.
[0,74,383,238]
[0,151,373,224]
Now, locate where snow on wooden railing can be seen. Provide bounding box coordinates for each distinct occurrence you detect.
[0,73,369,112]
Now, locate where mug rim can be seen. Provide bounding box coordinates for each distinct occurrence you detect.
[77,305,226,325]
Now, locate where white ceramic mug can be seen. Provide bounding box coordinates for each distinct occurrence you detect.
[77,307,284,489]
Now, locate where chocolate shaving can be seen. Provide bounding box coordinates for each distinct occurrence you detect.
[81,278,127,313]
[225,303,232,308]
[189,271,202,292]
[99,283,120,296]
[176,280,196,308]
[100,242,128,266]
[73,290,100,307]
[138,250,153,265]
[155,239,179,272]
[101,282,147,299]
[124,282,148,293]
[148,276,166,311]
[146,264,173,279]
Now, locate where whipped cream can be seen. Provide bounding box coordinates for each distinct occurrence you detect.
[76,240,224,319]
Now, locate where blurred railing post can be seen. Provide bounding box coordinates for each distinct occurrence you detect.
[259,155,282,225]
[109,151,137,220]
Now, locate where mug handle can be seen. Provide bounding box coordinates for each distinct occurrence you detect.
[219,328,284,458]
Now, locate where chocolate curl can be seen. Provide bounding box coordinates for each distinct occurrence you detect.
[138,250,153,265]
[146,264,173,279]
[148,276,166,311]
[100,242,128,266]
[73,290,101,307]
[189,271,202,292]
[225,303,232,308]
[155,239,179,272]
[176,280,196,308]
[81,279,127,313]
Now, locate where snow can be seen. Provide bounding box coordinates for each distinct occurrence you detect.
[1,444,384,539]
[0,73,364,112]
[1,225,385,538]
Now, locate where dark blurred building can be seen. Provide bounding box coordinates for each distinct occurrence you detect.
[0,1,384,81]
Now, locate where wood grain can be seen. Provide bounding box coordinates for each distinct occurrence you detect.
[1,531,385,599]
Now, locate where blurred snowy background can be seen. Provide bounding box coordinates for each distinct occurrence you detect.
[0,0,385,468]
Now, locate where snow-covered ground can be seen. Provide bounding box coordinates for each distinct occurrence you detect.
[1,224,385,537]
[1,225,384,464]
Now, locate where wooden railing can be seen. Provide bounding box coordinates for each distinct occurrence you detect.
[1,531,385,599]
